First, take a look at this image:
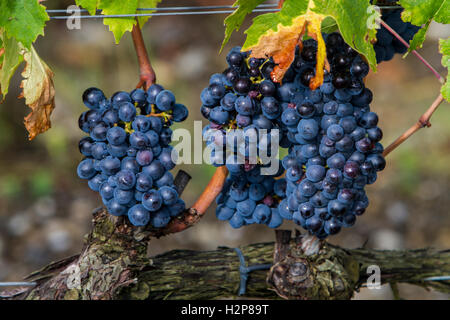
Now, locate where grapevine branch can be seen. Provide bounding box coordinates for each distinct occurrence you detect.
[379,18,447,156]
[131,21,156,91]
[5,222,450,300]
[379,20,445,84]
[382,93,445,157]
[150,166,229,237]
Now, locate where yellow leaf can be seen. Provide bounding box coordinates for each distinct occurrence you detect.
[247,15,306,83]
[246,10,326,86]
[20,46,55,140]
[307,13,326,90]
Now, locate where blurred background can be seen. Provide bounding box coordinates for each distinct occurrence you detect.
[0,0,449,300]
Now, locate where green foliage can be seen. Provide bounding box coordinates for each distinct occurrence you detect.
[399,0,450,53]
[137,0,163,27]
[75,0,162,43]
[75,0,99,15]
[242,0,308,50]
[312,0,378,71]
[0,35,24,100]
[321,16,338,34]
[439,37,450,101]
[98,0,139,43]
[0,0,49,49]
[239,0,377,75]
[221,0,267,51]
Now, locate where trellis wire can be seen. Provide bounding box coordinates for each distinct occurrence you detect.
[49,8,279,19]
[0,274,447,289]
[47,5,402,19]
[0,282,37,287]
[46,3,278,13]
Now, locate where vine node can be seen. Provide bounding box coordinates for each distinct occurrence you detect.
[383,94,445,157]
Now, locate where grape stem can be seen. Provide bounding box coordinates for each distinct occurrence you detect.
[379,20,445,84]
[131,21,156,91]
[278,0,285,9]
[150,166,229,237]
[382,93,445,157]
[0,48,4,58]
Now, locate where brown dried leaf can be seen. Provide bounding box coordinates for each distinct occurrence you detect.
[249,16,307,83]
[248,12,326,85]
[20,46,55,140]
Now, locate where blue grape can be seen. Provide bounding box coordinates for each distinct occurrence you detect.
[132,115,151,132]
[118,102,136,122]
[147,84,164,104]
[129,131,149,149]
[130,89,147,108]
[268,208,283,228]
[83,87,106,110]
[159,186,178,206]
[229,213,244,229]
[253,204,271,224]
[172,103,189,122]
[143,160,165,180]
[79,137,94,157]
[128,204,150,226]
[88,174,106,192]
[107,198,128,216]
[116,170,136,190]
[156,90,176,111]
[77,159,96,179]
[236,199,256,217]
[114,188,134,205]
[106,126,126,146]
[142,189,163,212]
[169,199,186,217]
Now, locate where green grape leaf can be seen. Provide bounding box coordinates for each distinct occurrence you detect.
[0,0,49,49]
[0,35,24,100]
[399,0,450,53]
[312,0,378,71]
[21,45,55,140]
[321,16,338,34]
[75,0,99,15]
[439,37,450,102]
[242,0,377,86]
[221,0,268,52]
[137,0,162,28]
[98,0,139,43]
[406,20,430,54]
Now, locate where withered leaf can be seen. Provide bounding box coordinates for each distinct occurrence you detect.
[20,45,55,140]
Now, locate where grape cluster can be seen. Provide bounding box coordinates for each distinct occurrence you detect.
[77,85,188,227]
[204,32,385,238]
[201,48,287,228]
[279,33,386,238]
[374,7,420,63]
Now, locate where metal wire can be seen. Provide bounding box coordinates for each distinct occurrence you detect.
[424,276,450,281]
[49,8,279,19]
[47,4,403,20]
[46,3,278,13]
[0,282,37,287]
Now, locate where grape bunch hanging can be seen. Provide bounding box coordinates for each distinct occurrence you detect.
[77,85,188,228]
[201,32,386,239]
[75,9,416,236]
[374,4,421,62]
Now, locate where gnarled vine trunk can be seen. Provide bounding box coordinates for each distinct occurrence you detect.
[1,208,449,300]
